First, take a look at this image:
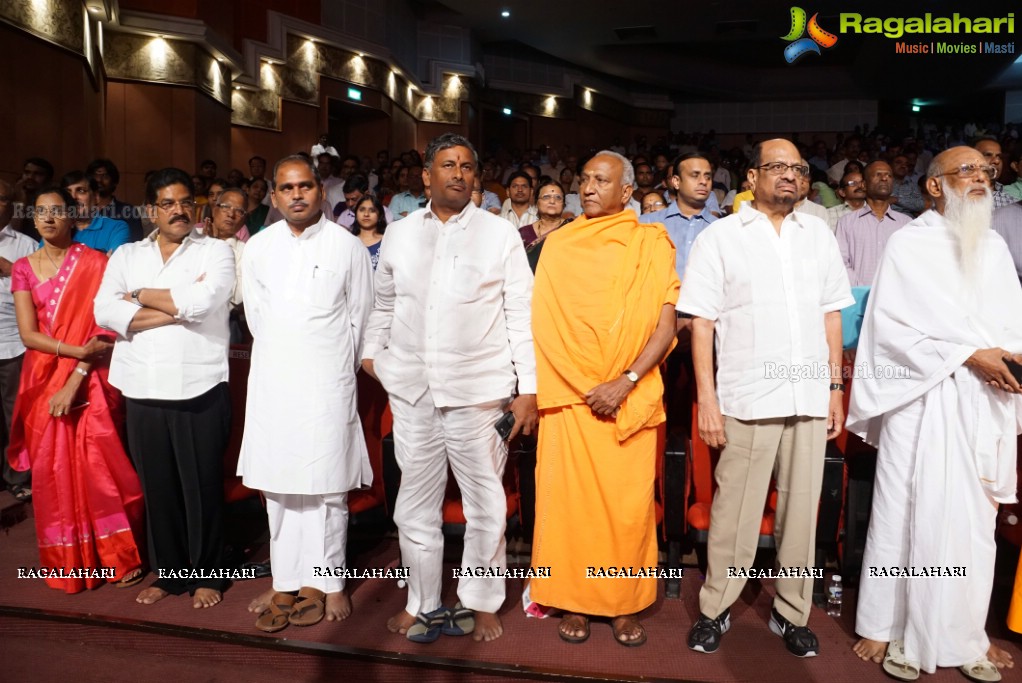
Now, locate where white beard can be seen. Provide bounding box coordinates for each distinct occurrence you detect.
[941,181,993,285]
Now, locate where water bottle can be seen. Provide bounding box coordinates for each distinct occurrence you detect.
[826,574,843,617]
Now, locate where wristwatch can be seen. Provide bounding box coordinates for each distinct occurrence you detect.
[130,288,143,306]
[829,383,845,391]
[623,370,640,383]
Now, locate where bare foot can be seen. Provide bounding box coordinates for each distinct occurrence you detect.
[136,586,169,605]
[611,614,647,646]
[387,609,415,634]
[247,587,277,613]
[325,590,352,622]
[473,611,503,642]
[852,638,887,664]
[193,588,222,608]
[988,643,1015,669]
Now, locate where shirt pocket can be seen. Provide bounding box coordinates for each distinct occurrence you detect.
[450,258,491,302]
[305,266,342,310]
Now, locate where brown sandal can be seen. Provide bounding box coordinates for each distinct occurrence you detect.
[255,592,297,633]
[288,587,326,627]
[558,613,590,644]
[611,615,647,647]
[115,568,146,589]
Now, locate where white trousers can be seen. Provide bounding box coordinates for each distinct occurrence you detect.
[389,388,508,615]
[264,491,349,593]
[856,393,997,672]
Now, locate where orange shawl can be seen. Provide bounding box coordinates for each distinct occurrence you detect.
[532,209,680,439]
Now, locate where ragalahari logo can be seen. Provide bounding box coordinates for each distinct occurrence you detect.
[782,7,838,63]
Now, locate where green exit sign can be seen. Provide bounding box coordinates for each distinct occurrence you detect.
[347,87,362,101]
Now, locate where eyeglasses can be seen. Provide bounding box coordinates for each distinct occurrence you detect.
[216,203,247,215]
[843,179,863,187]
[539,194,564,202]
[933,163,996,180]
[155,199,197,212]
[34,206,69,218]
[756,162,810,177]
[644,201,666,208]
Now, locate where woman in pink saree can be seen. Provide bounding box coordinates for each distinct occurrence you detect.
[8,187,144,593]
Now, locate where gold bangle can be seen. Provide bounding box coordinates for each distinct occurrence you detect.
[56,340,62,358]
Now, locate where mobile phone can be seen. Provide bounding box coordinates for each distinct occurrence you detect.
[1005,358,1022,384]
[494,411,516,440]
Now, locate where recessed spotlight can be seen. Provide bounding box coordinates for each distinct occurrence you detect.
[501,10,510,18]
[502,107,512,115]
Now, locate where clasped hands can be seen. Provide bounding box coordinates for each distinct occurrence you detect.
[966,347,1022,393]
[585,375,635,418]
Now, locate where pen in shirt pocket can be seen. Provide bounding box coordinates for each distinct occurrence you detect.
[313,265,319,279]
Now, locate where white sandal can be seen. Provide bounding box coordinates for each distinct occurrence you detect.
[959,657,1002,683]
[882,640,920,681]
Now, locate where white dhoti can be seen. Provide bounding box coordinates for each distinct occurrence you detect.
[389,387,509,615]
[856,385,997,673]
[264,492,350,593]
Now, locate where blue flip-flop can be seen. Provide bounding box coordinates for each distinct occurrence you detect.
[441,602,475,636]
[406,606,448,643]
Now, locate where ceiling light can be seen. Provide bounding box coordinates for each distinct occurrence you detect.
[501,10,510,18]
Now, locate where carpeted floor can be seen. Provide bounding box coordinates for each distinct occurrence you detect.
[1,499,1020,683]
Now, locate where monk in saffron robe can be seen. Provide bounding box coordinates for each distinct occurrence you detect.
[529,150,679,647]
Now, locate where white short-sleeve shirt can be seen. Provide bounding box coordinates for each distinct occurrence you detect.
[677,202,854,420]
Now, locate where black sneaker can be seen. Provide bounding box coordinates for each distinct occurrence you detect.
[687,608,730,653]
[768,607,819,657]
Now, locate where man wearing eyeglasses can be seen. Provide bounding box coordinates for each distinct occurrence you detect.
[681,139,852,658]
[95,167,236,609]
[206,189,248,340]
[825,170,867,231]
[849,146,1018,680]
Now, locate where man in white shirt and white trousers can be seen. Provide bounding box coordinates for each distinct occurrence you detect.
[95,167,235,609]
[238,155,374,631]
[0,179,38,499]
[849,146,1018,682]
[362,133,538,644]
[680,139,853,658]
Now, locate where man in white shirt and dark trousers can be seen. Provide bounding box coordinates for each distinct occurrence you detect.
[0,179,39,499]
[680,139,853,658]
[95,167,235,609]
[362,133,538,644]
[238,155,375,632]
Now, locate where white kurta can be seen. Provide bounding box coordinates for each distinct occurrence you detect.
[847,210,1022,672]
[238,215,375,495]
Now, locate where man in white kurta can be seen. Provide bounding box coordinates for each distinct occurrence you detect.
[848,146,1019,680]
[362,133,537,643]
[238,156,374,628]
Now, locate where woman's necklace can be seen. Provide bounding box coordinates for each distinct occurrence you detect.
[536,217,562,237]
[41,245,68,273]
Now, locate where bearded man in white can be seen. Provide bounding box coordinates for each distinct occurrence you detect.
[848,146,1018,682]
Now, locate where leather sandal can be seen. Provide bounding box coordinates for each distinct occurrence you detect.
[255,592,297,633]
[287,587,326,626]
[115,568,146,589]
[611,614,647,648]
[558,613,590,644]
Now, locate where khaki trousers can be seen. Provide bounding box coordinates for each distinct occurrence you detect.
[698,415,827,626]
